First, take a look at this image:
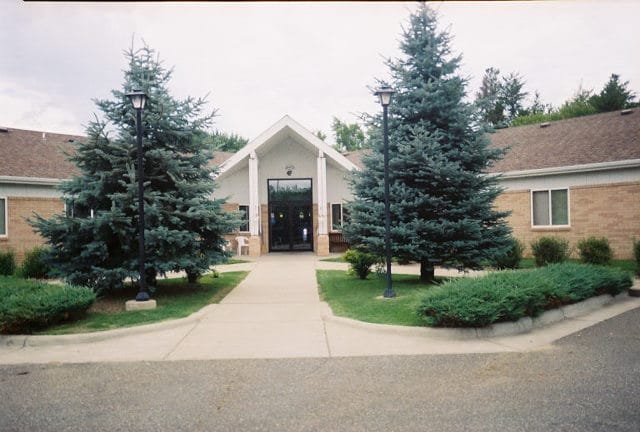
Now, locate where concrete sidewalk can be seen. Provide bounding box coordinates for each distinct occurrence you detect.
[1,253,639,364]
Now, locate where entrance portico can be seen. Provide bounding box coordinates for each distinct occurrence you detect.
[215,115,357,256]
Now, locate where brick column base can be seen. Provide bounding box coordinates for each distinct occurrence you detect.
[248,235,262,257]
[316,234,330,256]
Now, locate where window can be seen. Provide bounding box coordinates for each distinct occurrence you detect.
[65,200,93,218]
[0,197,6,236]
[239,205,249,232]
[532,189,569,226]
[331,203,349,231]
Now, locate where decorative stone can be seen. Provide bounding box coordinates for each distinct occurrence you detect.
[125,299,157,311]
[248,235,262,257]
[316,234,330,256]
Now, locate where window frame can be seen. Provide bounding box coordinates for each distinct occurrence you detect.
[0,197,7,238]
[530,188,570,228]
[331,202,344,232]
[238,204,250,233]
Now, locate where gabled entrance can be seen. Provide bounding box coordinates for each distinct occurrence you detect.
[268,178,313,252]
[215,115,360,256]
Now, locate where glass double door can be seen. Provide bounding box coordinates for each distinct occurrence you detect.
[268,179,313,252]
[269,202,313,251]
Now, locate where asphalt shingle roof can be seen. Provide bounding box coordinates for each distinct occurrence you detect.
[2,109,638,180]
[486,109,640,173]
[0,127,80,179]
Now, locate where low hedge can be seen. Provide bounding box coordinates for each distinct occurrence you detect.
[0,276,96,334]
[417,263,632,328]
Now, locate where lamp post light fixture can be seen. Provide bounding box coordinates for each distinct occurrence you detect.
[375,85,396,298]
[126,90,150,302]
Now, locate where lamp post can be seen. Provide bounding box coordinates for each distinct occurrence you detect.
[375,86,396,298]
[126,90,150,302]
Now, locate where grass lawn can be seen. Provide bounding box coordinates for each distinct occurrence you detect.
[38,271,248,335]
[320,256,347,263]
[317,270,441,326]
[224,258,250,265]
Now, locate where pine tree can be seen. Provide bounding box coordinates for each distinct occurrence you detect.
[589,73,636,112]
[475,67,505,128]
[31,43,237,291]
[344,4,511,282]
[500,72,528,123]
[474,69,528,127]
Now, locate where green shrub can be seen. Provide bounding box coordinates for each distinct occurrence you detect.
[491,237,524,270]
[634,239,640,276]
[531,236,570,267]
[0,276,96,334]
[344,248,380,280]
[21,246,51,279]
[577,237,612,265]
[417,263,632,327]
[0,250,16,276]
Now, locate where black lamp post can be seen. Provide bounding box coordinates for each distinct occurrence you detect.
[125,90,150,302]
[375,86,396,298]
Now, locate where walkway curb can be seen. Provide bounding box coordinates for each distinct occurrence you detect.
[0,263,258,349]
[0,303,216,348]
[323,292,636,340]
[2,265,638,352]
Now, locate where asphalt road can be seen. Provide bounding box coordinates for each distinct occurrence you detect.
[1,308,639,432]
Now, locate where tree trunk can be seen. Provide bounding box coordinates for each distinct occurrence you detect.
[420,259,435,283]
[145,267,157,287]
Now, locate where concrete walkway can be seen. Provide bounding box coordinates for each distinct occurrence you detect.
[1,253,639,364]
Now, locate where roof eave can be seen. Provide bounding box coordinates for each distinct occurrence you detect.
[0,175,66,186]
[218,115,358,177]
[491,159,640,179]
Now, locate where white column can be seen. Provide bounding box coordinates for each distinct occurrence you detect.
[248,151,260,236]
[317,150,328,235]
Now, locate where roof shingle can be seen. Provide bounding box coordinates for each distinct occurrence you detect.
[0,127,80,179]
[3,110,638,180]
[486,109,640,173]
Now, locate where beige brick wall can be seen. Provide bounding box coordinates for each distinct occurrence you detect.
[495,181,640,259]
[0,196,64,263]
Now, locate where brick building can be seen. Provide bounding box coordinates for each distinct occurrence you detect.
[486,109,640,259]
[1,109,639,261]
[0,128,80,262]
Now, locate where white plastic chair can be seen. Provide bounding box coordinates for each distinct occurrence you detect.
[235,236,249,256]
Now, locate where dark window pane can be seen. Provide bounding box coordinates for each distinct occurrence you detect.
[331,203,342,231]
[268,179,312,202]
[551,189,568,225]
[0,198,5,235]
[239,205,249,232]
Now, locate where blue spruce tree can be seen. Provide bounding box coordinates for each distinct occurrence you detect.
[344,4,511,282]
[31,43,237,290]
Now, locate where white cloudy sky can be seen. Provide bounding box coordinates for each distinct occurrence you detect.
[1,1,639,143]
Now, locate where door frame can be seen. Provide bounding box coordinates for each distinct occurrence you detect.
[267,178,314,252]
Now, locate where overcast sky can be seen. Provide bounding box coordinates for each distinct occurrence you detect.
[1,1,639,144]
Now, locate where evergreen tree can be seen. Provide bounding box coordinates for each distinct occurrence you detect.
[474,67,505,128]
[344,4,511,282]
[31,43,238,291]
[500,72,528,123]
[589,73,636,112]
[474,68,528,127]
